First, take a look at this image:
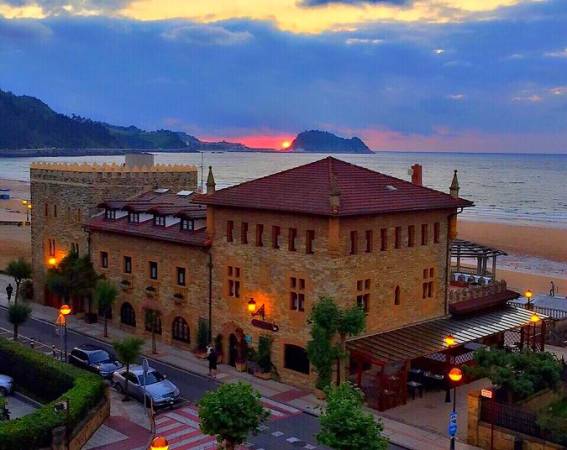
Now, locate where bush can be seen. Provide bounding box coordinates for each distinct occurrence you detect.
[256,336,273,373]
[0,337,105,450]
[537,398,567,446]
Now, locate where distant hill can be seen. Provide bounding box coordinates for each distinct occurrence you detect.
[289,130,373,154]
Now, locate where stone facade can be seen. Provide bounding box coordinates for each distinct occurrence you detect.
[30,162,197,306]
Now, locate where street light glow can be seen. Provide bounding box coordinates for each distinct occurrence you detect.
[60,304,72,316]
[448,367,463,383]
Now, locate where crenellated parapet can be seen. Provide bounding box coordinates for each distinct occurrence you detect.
[30,162,197,173]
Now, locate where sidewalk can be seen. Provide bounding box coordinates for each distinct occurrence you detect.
[0,274,479,449]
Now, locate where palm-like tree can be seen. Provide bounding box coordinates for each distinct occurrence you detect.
[8,302,31,340]
[113,337,144,401]
[5,258,32,305]
[94,279,118,337]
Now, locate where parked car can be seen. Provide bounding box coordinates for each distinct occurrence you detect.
[69,344,123,378]
[0,374,13,396]
[112,365,181,407]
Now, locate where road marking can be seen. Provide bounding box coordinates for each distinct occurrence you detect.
[286,437,301,443]
[162,412,199,429]
[271,431,284,437]
[262,398,301,414]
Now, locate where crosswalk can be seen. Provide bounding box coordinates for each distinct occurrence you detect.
[155,399,302,450]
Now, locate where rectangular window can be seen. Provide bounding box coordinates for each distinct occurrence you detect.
[104,209,116,220]
[395,226,402,249]
[70,242,79,255]
[123,256,132,274]
[290,277,306,312]
[434,222,440,243]
[365,230,373,253]
[421,224,429,246]
[408,225,415,247]
[306,230,315,254]
[154,215,166,227]
[272,226,281,249]
[48,239,56,257]
[128,213,140,224]
[350,231,358,255]
[241,222,248,244]
[180,219,194,231]
[284,345,310,374]
[177,267,186,286]
[256,224,264,247]
[380,228,388,251]
[101,251,108,268]
[227,266,241,298]
[45,203,49,217]
[226,220,234,242]
[288,228,297,251]
[356,279,371,312]
[53,204,57,218]
[422,267,434,299]
[149,261,158,280]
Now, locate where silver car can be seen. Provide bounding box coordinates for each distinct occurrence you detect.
[112,365,180,407]
[0,374,13,396]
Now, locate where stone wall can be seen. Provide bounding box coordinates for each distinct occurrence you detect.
[30,163,197,305]
[68,388,111,450]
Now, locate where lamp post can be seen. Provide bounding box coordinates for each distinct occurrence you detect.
[530,313,540,351]
[524,289,533,310]
[448,367,463,450]
[48,257,57,267]
[59,304,72,362]
[150,435,169,450]
[444,335,456,403]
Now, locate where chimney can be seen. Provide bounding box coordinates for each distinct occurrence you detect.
[411,164,423,186]
[206,166,216,195]
[450,170,460,198]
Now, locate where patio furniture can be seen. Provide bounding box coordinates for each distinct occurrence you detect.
[407,381,424,400]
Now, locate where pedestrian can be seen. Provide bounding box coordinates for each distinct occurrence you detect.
[207,347,218,378]
[550,281,556,297]
[5,284,13,304]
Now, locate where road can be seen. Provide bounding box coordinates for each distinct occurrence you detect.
[0,309,406,450]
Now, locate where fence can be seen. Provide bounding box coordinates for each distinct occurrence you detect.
[511,302,567,320]
[480,398,542,438]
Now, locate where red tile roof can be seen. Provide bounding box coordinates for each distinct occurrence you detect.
[194,157,473,216]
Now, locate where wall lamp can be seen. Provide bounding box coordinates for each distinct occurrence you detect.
[248,298,265,320]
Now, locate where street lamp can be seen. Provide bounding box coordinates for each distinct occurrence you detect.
[247,298,257,313]
[444,335,456,347]
[444,335,456,403]
[524,289,533,310]
[150,436,169,450]
[59,304,72,362]
[448,367,463,450]
[48,257,57,267]
[530,313,541,351]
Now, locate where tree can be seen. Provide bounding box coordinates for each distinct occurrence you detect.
[112,337,144,401]
[94,279,118,338]
[307,297,366,390]
[145,310,160,354]
[45,250,98,310]
[199,382,269,450]
[318,383,389,450]
[5,258,32,304]
[466,348,562,401]
[8,302,31,340]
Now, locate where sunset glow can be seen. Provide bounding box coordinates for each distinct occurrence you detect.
[281,140,292,149]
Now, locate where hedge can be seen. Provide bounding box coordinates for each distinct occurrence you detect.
[0,337,105,450]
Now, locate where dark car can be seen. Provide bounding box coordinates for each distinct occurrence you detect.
[69,344,123,378]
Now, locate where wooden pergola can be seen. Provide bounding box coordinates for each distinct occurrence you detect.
[451,239,507,278]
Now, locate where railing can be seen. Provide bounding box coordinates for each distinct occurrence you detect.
[448,280,507,305]
[480,398,542,438]
[512,302,567,320]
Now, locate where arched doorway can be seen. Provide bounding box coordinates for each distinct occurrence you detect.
[229,334,238,367]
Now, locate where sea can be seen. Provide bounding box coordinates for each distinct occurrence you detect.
[1,151,566,227]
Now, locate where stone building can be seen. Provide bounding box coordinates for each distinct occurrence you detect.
[30,159,198,308]
[82,157,471,388]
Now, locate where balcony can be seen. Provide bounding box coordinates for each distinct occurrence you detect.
[448,280,520,316]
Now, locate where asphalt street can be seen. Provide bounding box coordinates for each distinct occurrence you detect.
[0,308,406,450]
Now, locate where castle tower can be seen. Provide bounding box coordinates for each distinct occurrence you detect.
[30,159,198,306]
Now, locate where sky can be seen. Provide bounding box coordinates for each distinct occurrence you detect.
[0,0,566,152]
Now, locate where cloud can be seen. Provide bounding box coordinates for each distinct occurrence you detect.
[0,17,52,40]
[544,48,567,58]
[302,0,410,6]
[512,94,543,103]
[549,86,567,96]
[1,0,130,15]
[447,94,465,101]
[161,24,253,46]
[345,37,383,45]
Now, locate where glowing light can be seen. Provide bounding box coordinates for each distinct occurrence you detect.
[59,305,72,316]
[248,299,257,313]
[444,335,456,347]
[48,257,57,267]
[281,140,292,149]
[448,367,463,383]
[150,436,169,450]
[530,313,540,323]
[525,289,533,300]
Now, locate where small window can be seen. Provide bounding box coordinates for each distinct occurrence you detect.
[123,256,132,274]
[290,277,306,312]
[45,203,49,217]
[394,286,401,305]
[120,302,136,327]
[422,267,434,299]
[149,261,158,280]
[180,219,194,231]
[237,222,247,244]
[288,228,297,251]
[154,215,166,227]
[105,209,116,220]
[172,317,190,343]
[350,231,358,255]
[408,225,415,248]
[395,226,402,249]
[128,212,140,224]
[434,222,440,243]
[306,230,315,254]
[256,224,264,247]
[48,239,56,257]
[227,265,241,298]
[100,251,108,268]
[356,279,371,312]
[272,226,281,249]
[70,242,79,255]
[421,224,429,246]
[177,267,186,286]
[380,228,388,251]
[53,204,57,218]
[365,230,373,253]
[284,344,310,374]
[227,220,234,242]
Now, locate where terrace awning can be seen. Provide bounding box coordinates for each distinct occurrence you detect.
[346,307,539,364]
[451,239,507,258]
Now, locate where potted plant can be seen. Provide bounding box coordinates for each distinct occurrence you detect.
[255,336,273,380]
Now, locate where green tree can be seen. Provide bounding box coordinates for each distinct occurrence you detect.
[199,382,269,450]
[45,250,98,310]
[307,297,366,389]
[94,279,118,338]
[7,302,31,340]
[318,383,388,450]
[5,258,32,304]
[466,348,562,401]
[112,337,144,401]
[145,310,160,354]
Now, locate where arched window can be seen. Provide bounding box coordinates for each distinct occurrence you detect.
[144,309,162,335]
[394,286,401,305]
[284,344,310,374]
[172,317,190,343]
[120,302,136,326]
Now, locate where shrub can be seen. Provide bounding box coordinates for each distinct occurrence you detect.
[256,335,272,373]
[0,337,105,450]
[537,398,567,445]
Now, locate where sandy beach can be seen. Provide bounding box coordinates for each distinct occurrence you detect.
[0,179,31,270]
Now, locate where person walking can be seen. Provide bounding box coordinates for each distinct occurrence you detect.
[207,347,218,378]
[5,284,13,304]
